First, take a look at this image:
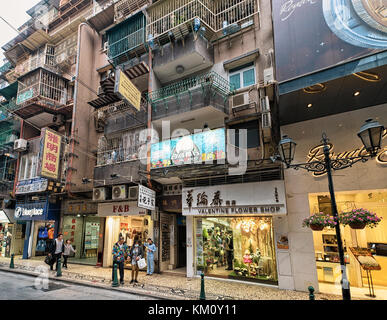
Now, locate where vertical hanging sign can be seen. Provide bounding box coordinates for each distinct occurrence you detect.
[114,68,141,111]
[39,128,62,180]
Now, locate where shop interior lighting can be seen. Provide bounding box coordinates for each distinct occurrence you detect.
[307,103,313,108]
[353,71,381,82]
[354,91,360,96]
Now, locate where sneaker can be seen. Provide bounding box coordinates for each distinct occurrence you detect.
[146,274,150,276]
[134,280,139,283]
[120,281,124,285]
[130,280,134,284]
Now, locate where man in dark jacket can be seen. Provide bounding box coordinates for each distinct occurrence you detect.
[112,236,130,285]
[48,233,64,271]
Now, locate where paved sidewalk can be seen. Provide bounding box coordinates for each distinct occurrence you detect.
[0,256,344,300]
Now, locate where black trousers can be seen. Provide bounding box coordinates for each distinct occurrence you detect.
[226,250,233,270]
[63,255,69,268]
[51,253,62,271]
[112,261,124,282]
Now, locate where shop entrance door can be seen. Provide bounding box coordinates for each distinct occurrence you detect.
[177,225,186,267]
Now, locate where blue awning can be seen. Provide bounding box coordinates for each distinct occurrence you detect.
[279,51,387,95]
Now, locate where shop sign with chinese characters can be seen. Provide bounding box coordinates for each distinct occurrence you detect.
[182,180,287,216]
[97,201,147,217]
[39,128,62,180]
[64,200,98,215]
[138,185,156,210]
[15,177,48,194]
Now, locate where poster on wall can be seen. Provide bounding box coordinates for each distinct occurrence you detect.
[272,0,386,83]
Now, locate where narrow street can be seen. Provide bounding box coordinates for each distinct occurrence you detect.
[0,270,156,300]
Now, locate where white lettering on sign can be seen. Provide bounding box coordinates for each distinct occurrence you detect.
[280,0,317,22]
[15,207,44,218]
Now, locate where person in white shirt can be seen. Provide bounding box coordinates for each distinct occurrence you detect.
[63,239,76,269]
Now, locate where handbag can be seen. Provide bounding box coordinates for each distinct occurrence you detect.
[137,258,147,269]
[44,255,53,266]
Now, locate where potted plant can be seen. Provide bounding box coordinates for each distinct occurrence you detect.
[302,212,337,231]
[340,208,382,229]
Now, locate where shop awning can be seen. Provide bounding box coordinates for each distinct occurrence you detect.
[0,209,11,223]
[279,51,387,95]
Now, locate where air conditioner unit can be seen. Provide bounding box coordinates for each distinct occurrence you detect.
[128,186,139,200]
[231,92,250,110]
[112,185,127,200]
[260,96,270,113]
[14,139,28,152]
[93,187,107,201]
[264,67,274,85]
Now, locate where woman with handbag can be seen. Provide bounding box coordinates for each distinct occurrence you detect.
[129,240,143,284]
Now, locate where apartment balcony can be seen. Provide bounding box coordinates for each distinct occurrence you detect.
[0,100,18,123]
[49,0,92,30]
[153,32,214,84]
[0,129,18,150]
[93,99,147,133]
[148,71,230,129]
[146,0,259,45]
[14,45,61,79]
[15,68,73,124]
[87,0,117,31]
[114,0,151,23]
[0,62,13,81]
[106,13,146,67]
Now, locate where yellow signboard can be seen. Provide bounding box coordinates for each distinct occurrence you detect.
[115,69,141,111]
[40,128,62,180]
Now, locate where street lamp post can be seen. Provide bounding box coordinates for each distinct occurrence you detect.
[276,119,385,301]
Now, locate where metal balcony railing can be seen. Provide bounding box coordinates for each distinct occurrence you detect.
[147,0,259,42]
[0,62,12,77]
[114,0,150,22]
[0,129,18,146]
[108,28,145,61]
[16,69,69,107]
[147,71,231,103]
[0,100,18,121]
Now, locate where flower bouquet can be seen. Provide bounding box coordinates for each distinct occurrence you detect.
[302,212,337,231]
[340,208,382,229]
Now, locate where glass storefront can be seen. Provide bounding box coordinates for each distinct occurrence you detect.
[194,216,278,284]
[62,215,103,265]
[0,223,12,257]
[34,221,55,256]
[118,215,151,268]
[309,190,387,291]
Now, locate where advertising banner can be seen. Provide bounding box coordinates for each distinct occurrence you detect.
[272,0,386,83]
[150,128,226,169]
[39,128,62,180]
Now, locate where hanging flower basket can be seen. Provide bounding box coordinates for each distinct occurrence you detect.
[302,212,337,231]
[340,208,382,229]
[309,224,325,231]
[349,222,366,229]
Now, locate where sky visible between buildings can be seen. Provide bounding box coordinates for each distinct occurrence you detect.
[0,0,41,62]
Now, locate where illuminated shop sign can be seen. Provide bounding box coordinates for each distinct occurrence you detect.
[307,130,387,176]
[39,128,62,180]
[151,128,226,169]
[97,201,147,217]
[15,177,48,194]
[182,181,286,216]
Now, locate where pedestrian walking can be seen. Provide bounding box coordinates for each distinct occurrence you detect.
[112,236,130,285]
[62,240,76,269]
[48,233,64,271]
[130,240,143,284]
[144,238,156,275]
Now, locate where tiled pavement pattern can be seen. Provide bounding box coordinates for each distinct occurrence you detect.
[0,256,352,300]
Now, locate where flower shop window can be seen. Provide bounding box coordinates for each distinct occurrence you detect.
[194,216,278,284]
